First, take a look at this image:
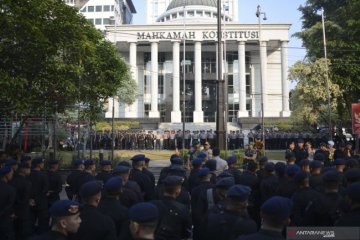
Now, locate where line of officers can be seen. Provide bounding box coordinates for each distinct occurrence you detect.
[1,151,360,240]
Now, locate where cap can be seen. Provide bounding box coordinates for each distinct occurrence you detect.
[322,171,339,183]
[197,152,207,160]
[205,159,217,171]
[163,176,183,187]
[131,154,145,162]
[117,161,131,167]
[286,164,300,176]
[198,167,210,177]
[129,202,159,223]
[310,160,322,169]
[74,159,84,166]
[333,158,345,165]
[49,200,80,217]
[170,157,183,165]
[347,182,360,202]
[32,157,44,165]
[264,162,275,172]
[84,160,94,166]
[192,158,202,167]
[4,159,17,167]
[294,171,309,184]
[0,166,12,176]
[261,196,293,220]
[104,176,123,192]
[48,160,59,165]
[79,181,103,198]
[216,177,235,188]
[226,156,237,165]
[226,185,251,201]
[113,166,130,174]
[259,156,269,163]
[100,160,111,166]
[218,171,233,179]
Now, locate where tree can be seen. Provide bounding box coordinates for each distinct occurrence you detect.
[295,0,360,121]
[0,0,136,144]
[289,58,342,129]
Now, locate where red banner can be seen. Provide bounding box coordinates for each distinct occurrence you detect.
[352,103,360,134]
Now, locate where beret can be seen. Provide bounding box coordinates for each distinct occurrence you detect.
[168,166,186,176]
[344,169,360,183]
[218,171,233,179]
[299,159,310,166]
[264,162,275,172]
[261,196,293,220]
[170,157,183,165]
[163,175,183,186]
[314,153,325,161]
[275,162,286,174]
[32,157,44,165]
[113,165,130,174]
[192,158,202,167]
[117,161,131,167]
[216,177,235,188]
[49,200,80,217]
[79,181,103,198]
[84,160,94,166]
[347,182,360,202]
[100,160,111,166]
[205,159,217,171]
[144,157,150,163]
[197,152,207,160]
[322,171,339,183]
[0,166,12,176]
[226,185,251,201]
[259,156,269,163]
[19,162,31,169]
[226,156,237,164]
[333,158,345,165]
[286,164,300,176]
[129,202,159,223]
[310,160,322,169]
[5,159,17,167]
[131,154,145,162]
[74,159,84,166]
[105,176,123,192]
[297,139,304,143]
[198,167,210,177]
[294,171,309,184]
[192,140,200,146]
[48,160,59,165]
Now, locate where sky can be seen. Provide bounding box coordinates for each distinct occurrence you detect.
[132,0,309,88]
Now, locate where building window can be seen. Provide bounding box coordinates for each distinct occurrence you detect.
[158,75,164,95]
[172,13,177,19]
[88,6,94,12]
[144,104,150,117]
[104,5,110,11]
[205,11,211,17]
[246,74,251,94]
[111,5,114,11]
[228,75,234,94]
[103,18,110,25]
[166,15,170,21]
[95,5,102,12]
[87,18,94,24]
[188,11,194,16]
[80,7,86,12]
[95,18,102,25]
[179,11,184,17]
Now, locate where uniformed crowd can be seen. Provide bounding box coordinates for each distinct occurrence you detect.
[1,138,360,240]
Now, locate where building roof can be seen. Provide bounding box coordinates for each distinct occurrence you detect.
[167,0,217,11]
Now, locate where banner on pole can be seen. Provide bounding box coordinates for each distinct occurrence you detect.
[352,103,360,135]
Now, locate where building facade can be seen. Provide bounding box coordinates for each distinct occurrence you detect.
[105,0,291,123]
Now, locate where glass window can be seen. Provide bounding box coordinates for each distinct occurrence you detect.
[95,5,102,12]
[104,5,110,11]
[158,75,164,94]
[111,5,114,11]
[103,18,110,25]
[95,18,102,25]
[87,6,94,12]
[172,13,177,19]
[188,11,194,16]
[80,7,86,12]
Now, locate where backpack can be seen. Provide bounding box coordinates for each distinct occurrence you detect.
[153,200,182,240]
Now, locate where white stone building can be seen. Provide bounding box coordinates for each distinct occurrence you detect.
[105,0,291,123]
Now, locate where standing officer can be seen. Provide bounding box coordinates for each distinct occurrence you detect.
[47,160,63,207]
[184,130,191,149]
[200,130,207,146]
[163,130,169,150]
[294,139,308,165]
[65,160,84,200]
[169,130,176,150]
[226,156,242,184]
[155,131,162,150]
[96,160,113,183]
[30,200,81,240]
[207,129,215,147]
[128,203,159,240]
[152,176,192,240]
[315,142,331,166]
[335,182,360,226]
[176,130,183,149]
[76,181,117,240]
[229,131,237,150]
[0,166,16,240]
[129,154,154,201]
[76,160,96,195]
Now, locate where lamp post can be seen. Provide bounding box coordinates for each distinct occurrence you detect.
[256,5,267,153]
[110,14,118,162]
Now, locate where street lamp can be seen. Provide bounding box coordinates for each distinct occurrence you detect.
[256,5,267,153]
[110,14,118,162]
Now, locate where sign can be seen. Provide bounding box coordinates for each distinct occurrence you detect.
[352,103,360,134]
[137,30,259,41]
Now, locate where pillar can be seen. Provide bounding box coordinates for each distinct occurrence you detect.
[260,40,268,116]
[126,42,138,118]
[149,42,160,118]
[237,41,249,117]
[193,41,203,123]
[281,41,291,117]
[171,41,181,122]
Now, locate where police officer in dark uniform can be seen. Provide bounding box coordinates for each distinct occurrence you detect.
[259,163,279,203]
[205,185,257,240]
[276,164,300,198]
[76,181,117,240]
[226,156,242,184]
[47,160,63,207]
[29,157,50,234]
[129,154,154,201]
[96,160,113,183]
[76,160,96,197]
[65,160,84,200]
[188,158,202,192]
[98,177,129,239]
[163,130,170,150]
[175,130,183,149]
[309,160,324,192]
[143,157,155,188]
[0,166,16,240]
[335,182,360,226]
[315,142,331,166]
[30,200,81,240]
[293,139,308,165]
[152,176,192,240]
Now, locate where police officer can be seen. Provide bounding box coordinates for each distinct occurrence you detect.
[226,156,242,184]
[65,160,84,200]
[294,139,308,165]
[152,176,192,240]
[175,130,183,149]
[207,129,215,147]
[188,158,202,192]
[309,160,323,192]
[76,160,96,195]
[229,131,237,150]
[98,177,129,239]
[96,160,113,183]
[335,182,360,226]
[30,200,81,240]
[184,130,191,149]
[259,163,279,203]
[129,154,154,201]
[0,166,16,240]
[243,143,257,168]
[315,142,331,166]
[76,181,117,240]
[239,196,293,240]
[128,203,159,240]
[143,157,155,188]
[200,130,207,146]
[163,130,170,150]
[276,164,299,198]
[205,185,257,240]
[169,130,176,150]
[47,160,63,207]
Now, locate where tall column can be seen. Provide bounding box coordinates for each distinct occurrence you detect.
[193,41,203,123]
[126,42,138,118]
[260,40,268,116]
[149,42,160,118]
[237,41,248,117]
[171,41,181,123]
[281,41,291,117]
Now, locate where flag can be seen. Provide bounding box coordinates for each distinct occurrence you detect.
[352,103,360,134]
